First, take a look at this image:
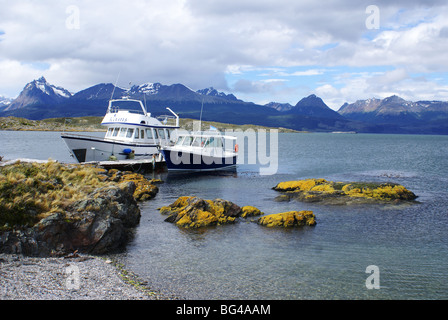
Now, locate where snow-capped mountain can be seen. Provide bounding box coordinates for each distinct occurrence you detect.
[129,82,162,95]
[4,77,72,111]
[196,87,238,101]
[29,76,72,98]
[338,95,448,124]
[0,96,13,110]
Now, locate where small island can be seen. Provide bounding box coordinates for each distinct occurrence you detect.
[159,196,245,228]
[158,196,316,229]
[273,178,418,205]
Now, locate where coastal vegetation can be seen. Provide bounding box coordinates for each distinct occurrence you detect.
[273,178,417,204]
[0,161,159,231]
[0,161,159,256]
[0,161,109,229]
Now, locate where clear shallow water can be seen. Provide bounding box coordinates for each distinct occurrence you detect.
[2,131,448,299]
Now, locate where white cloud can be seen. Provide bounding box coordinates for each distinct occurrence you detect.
[0,0,447,105]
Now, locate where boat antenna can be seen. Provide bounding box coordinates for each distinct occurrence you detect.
[110,72,121,100]
[199,98,204,132]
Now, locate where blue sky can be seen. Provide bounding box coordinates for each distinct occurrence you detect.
[1,0,448,110]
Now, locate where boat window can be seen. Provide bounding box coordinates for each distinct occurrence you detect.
[109,100,145,115]
[158,129,166,139]
[134,128,139,139]
[140,129,144,139]
[119,128,127,137]
[112,128,119,137]
[106,128,113,137]
[166,129,171,139]
[191,137,200,147]
[205,137,214,148]
[153,129,159,139]
[146,129,153,139]
[175,136,184,146]
[182,136,193,146]
[127,128,134,138]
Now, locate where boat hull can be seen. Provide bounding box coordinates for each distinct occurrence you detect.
[161,148,237,171]
[61,133,159,163]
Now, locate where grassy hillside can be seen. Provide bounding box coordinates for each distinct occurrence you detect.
[0,116,301,133]
[0,116,104,132]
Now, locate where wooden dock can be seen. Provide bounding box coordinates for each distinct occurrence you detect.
[85,158,166,173]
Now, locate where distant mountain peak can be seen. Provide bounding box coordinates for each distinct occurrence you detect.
[265,101,293,112]
[196,87,237,101]
[24,76,72,98]
[197,87,217,95]
[130,82,162,95]
[288,94,343,119]
[383,95,406,103]
[3,76,72,112]
[296,94,328,109]
[336,95,447,125]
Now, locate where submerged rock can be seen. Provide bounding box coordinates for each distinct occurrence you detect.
[273,178,417,205]
[258,211,316,227]
[159,196,242,228]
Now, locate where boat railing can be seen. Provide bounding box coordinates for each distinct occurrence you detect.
[61,132,101,139]
[156,115,178,127]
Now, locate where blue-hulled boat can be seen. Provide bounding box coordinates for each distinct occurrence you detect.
[160,131,238,172]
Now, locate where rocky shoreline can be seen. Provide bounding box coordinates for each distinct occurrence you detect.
[0,160,176,300]
[0,161,419,300]
[0,253,174,300]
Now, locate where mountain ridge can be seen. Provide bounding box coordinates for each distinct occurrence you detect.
[1,77,448,134]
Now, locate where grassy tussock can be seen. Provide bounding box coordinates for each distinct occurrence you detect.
[0,161,108,230]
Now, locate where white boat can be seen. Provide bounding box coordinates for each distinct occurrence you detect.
[160,130,238,172]
[61,97,179,163]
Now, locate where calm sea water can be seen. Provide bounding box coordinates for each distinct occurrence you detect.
[1,130,448,299]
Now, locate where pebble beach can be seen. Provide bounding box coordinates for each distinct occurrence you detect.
[0,253,171,300]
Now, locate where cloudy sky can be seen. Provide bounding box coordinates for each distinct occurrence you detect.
[1,0,448,109]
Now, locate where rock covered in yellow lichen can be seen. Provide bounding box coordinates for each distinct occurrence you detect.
[258,211,316,227]
[106,170,159,201]
[273,179,417,204]
[159,196,242,228]
[273,179,328,192]
[240,206,263,218]
[341,183,416,200]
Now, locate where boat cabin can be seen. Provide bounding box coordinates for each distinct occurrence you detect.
[104,126,175,145]
[101,98,179,146]
[173,132,237,153]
